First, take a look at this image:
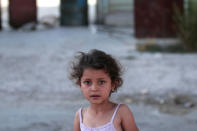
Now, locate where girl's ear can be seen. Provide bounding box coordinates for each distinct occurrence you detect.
[112,79,118,92]
[111,82,116,92]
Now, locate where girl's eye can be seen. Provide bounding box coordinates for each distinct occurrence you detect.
[83,80,91,85]
[98,80,105,85]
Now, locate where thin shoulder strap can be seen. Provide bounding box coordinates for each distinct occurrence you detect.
[78,108,82,123]
[111,104,121,122]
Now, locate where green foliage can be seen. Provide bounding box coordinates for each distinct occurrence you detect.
[137,44,187,53]
[174,1,197,52]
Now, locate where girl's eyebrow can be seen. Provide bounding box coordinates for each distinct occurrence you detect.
[97,78,106,80]
[82,78,106,80]
[82,78,91,80]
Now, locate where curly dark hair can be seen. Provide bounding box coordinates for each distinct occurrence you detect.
[69,49,123,93]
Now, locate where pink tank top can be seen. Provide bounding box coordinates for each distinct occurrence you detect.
[79,104,120,131]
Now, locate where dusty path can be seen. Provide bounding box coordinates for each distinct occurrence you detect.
[0,27,197,131]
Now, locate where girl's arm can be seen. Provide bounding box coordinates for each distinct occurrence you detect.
[73,111,80,131]
[119,104,139,131]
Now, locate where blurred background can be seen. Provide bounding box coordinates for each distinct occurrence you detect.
[0,0,197,131]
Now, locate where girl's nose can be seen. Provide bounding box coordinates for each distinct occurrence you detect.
[91,84,98,91]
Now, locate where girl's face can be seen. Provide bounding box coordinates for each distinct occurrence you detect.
[80,68,115,104]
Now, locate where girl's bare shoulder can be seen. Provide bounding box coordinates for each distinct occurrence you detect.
[73,110,80,131]
[118,104,139,131]
[115,104,133,122]
[118,104,131,115]
[74,110,80,119]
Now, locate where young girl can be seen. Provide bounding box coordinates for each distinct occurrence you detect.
[70,49,139,131]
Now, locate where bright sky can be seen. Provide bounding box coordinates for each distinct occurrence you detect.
[88,0,97,5]
[36,0,60,7]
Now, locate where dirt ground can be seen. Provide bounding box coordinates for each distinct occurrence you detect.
[0,26,197,131]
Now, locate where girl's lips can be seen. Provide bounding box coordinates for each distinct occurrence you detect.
[90,95,101,98]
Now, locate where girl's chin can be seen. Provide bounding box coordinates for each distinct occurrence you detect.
[89,99,110,105]
[88,99,102,104]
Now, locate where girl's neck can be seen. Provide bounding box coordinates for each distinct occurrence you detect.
[88,101,115,114]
